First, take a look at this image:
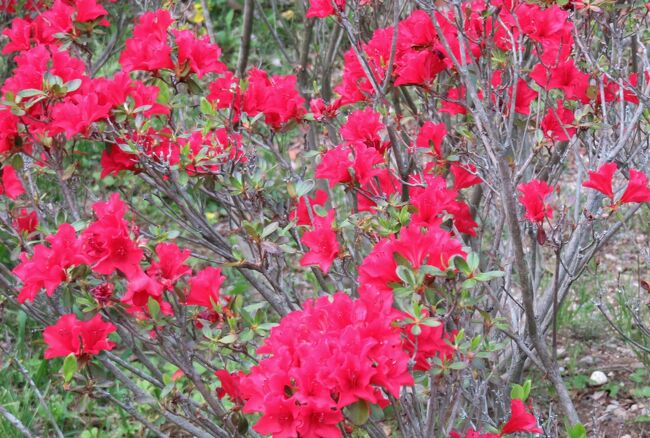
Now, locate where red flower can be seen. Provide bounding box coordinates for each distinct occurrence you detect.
[316,143,385,188]
[0,108,19,154]
[13,223,86,303]
[147,242,192,290]
[335,28,392,105]
[13,208,38,234]
[394,225,465,271]
[252,396,302,437]
[450,163,482,190]
[74,0,108,23]
[300,210,339,273]
[582,162,617,202]
[517,3,573,64]
[409,175,478,235]
[241,292,412,437]
[121,270,164,308]
[492,72,538,115]
[207,70,241,114]
[500,399,542,435]
[517,179,554,223]
[243,68,306,130]
[340,108,388,152]
[540,100,575,141]
[394,49,447,88]
[410,176,457,227]
[1,17,31,54]
[0,165,24,199]
[43,314,116,360]
[214,369,244,404]
[100,144,138,178]
[356,168,399,212]
[90,282,114,306]
[582,163,650,205]
[358,224,466,294]
[51,92,112,139]
[619,169,650,204]
[186,267,225,308]
[309,97,342,121]
[81,194,143,278]
[415,122,447,157]
[402,311,456,371]
[290,189,328,226]
[32,0,74,43]
[119,10,174,73]
[172,29,226,78]
[510,79,539,115]
[440,86,468,115]
[530,60,589,103]
[95,72,169,117]
[306,0,345,18]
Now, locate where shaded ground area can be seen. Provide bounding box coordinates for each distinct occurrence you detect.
[554,212,650,437]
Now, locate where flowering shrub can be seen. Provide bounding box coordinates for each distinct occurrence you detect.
[0,0,649,436]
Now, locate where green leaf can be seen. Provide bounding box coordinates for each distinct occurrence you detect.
[448,361,468,370]
[147,297,161,321]
[64,79,82,93]
[200,97,214,115]
[461,278,477,289]
[420,318,441,327]
[160,382,175,400]
[11,106,26,116]
[419,265,446,277]
[453,256,471,274]
[346,400,370,426]
[63,353,77,383]
[632,386,650,397]
[467,252,479,272]
[398,206,410,225]
[261,222,279,239]
[185,77,202,95]
[295,180,315,198]
[523,379,532,399]
[475,270,505,282]
[17,88,44,99]
[133,104,153,114]
[411,324,422,336]
[568,423,586,438]
[219,334,237,344]
[396,265,416,286]
[510,384,525,400]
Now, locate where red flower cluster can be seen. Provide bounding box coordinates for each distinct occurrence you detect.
[410,175,479,235]
[43,313,116,360]
[517,179,554,224]
[13,223,87,303]
[186,267,225,309]
[13,208,38,234]
[582,162,650,206]
[228,292,413,437]
[0,165,24,199]
[300,210,340,273]
[2,0,108,55]
[81,193,143,278]
[316,143,385,188]
[290,189,328,226]
[340,108,389,153]
[359,224,465,295]
[243,68,306,130]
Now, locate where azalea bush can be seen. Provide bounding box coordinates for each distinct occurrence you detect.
[0,0,649,436]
